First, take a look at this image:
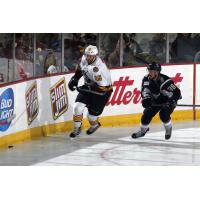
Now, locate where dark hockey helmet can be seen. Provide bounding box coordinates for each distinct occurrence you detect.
[147,62,161,72]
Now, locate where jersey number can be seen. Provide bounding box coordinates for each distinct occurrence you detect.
[167,84,176,91]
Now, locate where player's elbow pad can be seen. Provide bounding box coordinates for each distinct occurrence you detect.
[142,98,152,108]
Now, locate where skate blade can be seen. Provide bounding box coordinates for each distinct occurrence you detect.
[86,126,100,135]
[69,133,81,140]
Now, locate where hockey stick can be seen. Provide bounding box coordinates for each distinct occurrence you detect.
[76,86,107,96]
[175,104,200,107]
[153,103,200,107]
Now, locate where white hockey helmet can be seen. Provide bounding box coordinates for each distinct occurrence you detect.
[85,45,98,56]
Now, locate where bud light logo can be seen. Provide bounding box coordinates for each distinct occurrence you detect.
[0,88,15,132]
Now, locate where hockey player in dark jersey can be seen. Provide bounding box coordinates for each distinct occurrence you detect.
[131,62,182,140]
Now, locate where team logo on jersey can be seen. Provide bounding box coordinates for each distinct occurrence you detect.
[25,81,39,125]
[95,75,102,81]
[93,67,99,72]
[50,77,68,120]
[0,88,15,132]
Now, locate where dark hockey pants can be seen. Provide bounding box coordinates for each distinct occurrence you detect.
[141,104,176,125]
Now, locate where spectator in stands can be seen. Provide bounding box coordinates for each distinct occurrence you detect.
[128,34,143,54]
[64,47,77,71]
[50,33,62,52]
[15,40,26,60]
[0,43,5,57]
[35,42,47,76]
[15,39,29,79]
[71,33,86,61]
[0,73,4,82]
[149,33,166,63]
[4,40,13,59]
[100,34,120,63]
[193,34,200,52]
[84,34,97,46]
[192,34,200,61]
[123,34,143,66]
[107,39,120,67]
[108,34,143,67]
[44,50,60,74]
[170,33,196,62]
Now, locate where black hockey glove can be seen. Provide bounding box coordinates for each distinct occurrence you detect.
[167,99,177,107]
[162,98,177,108]
[142,98,152,108]
[68,77,78,91]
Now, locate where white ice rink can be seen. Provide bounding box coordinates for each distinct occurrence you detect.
[34,127,200,166]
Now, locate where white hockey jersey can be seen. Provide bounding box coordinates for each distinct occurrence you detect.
[80,55,112,88]
[47,65,59,74]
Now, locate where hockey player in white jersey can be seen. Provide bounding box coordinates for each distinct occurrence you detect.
[68,45,113,138]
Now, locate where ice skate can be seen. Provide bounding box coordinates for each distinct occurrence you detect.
[131,127,149,139]
[69,127,81,138]
[165,126,172,140]
[86,122,101,135]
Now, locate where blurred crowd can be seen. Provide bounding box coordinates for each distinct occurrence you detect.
[1,33,200,84]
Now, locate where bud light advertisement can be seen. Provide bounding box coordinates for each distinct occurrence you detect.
[0,88,15,132]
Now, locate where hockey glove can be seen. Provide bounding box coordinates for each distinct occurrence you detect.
[168,99,177,107]
[142,98,152,108]
[68,77,78,91]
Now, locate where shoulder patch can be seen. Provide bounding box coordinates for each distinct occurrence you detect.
[93,67,99,72]
[143,81,149,86]
[160,77,165,83]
